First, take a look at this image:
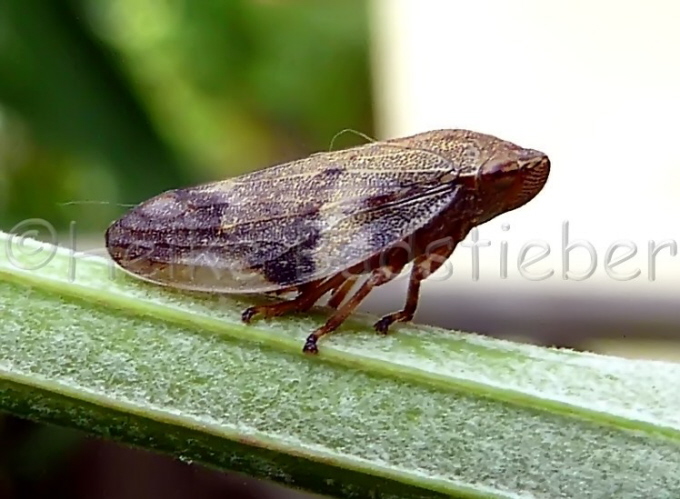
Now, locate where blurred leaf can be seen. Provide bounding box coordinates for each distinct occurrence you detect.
[0,0,188,209]
[1,231,679,498]
[0,0,373,237]
[86,0,373,178]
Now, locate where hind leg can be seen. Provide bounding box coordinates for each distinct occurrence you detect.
[241,273,347,323]
[303,261,407,353]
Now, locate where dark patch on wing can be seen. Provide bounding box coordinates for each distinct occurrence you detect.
[108,187,236,265]
[361,193,396,210]
[258,210,322,286]
[308,165,347,199]
[360,184,426,210]
[323,166,345,178]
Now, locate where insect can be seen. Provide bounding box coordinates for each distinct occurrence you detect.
[106,129,550,353]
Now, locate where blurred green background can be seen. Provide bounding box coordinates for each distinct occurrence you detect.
[0,1,372,497]
[0,0,373,238]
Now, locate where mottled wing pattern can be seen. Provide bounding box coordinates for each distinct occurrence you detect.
[137,137,470,292]
[305,183,463,281]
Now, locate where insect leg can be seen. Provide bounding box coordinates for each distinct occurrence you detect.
[326,276,358,310]
[373,241,456,334]
[241,273,346,323]
[372,263,423,334]
[303,262,406,354]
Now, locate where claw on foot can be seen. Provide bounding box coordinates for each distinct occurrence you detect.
[241,306,258,323]
[302,334,319,354]
[373,312,413,335]
[373,316,394,335]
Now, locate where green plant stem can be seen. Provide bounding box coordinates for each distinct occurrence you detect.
[0,230,679,498]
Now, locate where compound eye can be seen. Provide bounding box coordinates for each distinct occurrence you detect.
[488,158,518,175]
[486,160,518,189]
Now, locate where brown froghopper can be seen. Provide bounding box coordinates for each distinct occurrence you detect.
[106,129,550,353]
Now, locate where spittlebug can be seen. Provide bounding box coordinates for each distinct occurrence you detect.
[106,129,550,353]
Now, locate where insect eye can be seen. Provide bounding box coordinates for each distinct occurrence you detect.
[486,161,518,188]
[487,159,517,175]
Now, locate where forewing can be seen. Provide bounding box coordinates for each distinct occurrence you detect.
[128,141,464,292]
